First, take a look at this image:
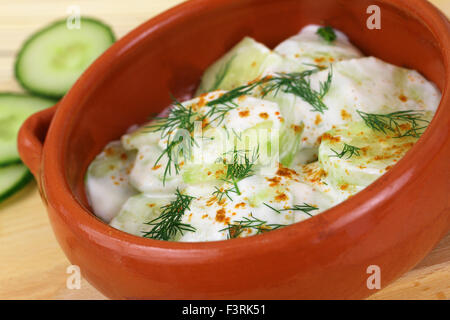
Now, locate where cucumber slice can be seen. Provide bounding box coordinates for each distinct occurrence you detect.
[15,17,115,98]
[178,174,297,242]
[0,163,32,203]
[0,93,55,166]
[86,141,138,222]
[110,193,173,237]
[296,161,363,203]
[196,25,363,97]
[318,120,428,189]
[258,57,442,155]
[182,163,225,184]
[274,25,363,68]
[121,123,160,151]
[195,37,298,95]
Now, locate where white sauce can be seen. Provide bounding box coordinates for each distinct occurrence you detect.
[85,25,441,241]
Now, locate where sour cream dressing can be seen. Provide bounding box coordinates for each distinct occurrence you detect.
[85,25,440,241]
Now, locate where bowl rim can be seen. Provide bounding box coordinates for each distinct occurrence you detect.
[41,0,450,253]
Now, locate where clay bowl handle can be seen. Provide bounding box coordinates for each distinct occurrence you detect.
[18,105,58,180]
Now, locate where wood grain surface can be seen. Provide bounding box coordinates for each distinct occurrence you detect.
[0,0,449,300]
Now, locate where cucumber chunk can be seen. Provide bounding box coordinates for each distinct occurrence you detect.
[15,17,115,98]
[196,25,363,97]
[134,91,299,187]
[274,25,363,68]
[86,141,137,222]
[0,163,32,203]
[121,123,160,151]
[296,161,363,203]
[195,37,300,95]
[0,93,55,166]
[110,193,173,237]
[178,174,296,242]
[258,57,441,156]
[318,119,429,189]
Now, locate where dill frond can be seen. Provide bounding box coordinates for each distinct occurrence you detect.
[142,188,196,241]
[263,202,319,217]
[219,213,286,239]
[330,143,361,159]
[317,26,337,43]
[357,110,429,138]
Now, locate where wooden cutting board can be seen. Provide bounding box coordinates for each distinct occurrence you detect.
[0,0,449,300]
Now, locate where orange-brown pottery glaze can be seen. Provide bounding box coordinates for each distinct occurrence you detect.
[18,0,450,299]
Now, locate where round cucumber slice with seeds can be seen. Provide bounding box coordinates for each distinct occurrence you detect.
[15,17,115,98]
[0,93,56,166]
[0,163,33,203]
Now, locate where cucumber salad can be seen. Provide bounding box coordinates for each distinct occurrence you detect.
[86,25,440,242]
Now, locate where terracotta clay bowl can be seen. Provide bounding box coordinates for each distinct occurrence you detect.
[18,0,450,299]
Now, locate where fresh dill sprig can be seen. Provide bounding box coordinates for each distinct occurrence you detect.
[148,98,199,184]
[142,188,196,241]
[206,67,332,114]
[212,185,239,202]
[203,101,240,126]
[151,66,333,183]
[357,110,429,138]
[317,26,337,43]
[219,214,286,239]
[318,67,333,98]
[204,82,260,125]
[263,202,319,217]
[260,68,332,113]
[207,82,259,108]
[330,143,361,159]
[149,98,197,136]
[211,148,259,202]
[154,133,197,184]
[217,148,259,198]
